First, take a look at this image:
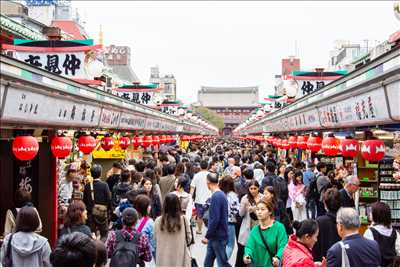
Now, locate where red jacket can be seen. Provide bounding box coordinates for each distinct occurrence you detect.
[282,235,319,267]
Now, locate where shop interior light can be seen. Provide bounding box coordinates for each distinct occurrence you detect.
[373,129,389,135]
[377,135,394,140]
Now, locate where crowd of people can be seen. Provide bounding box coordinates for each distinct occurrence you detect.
[1,139,400,267]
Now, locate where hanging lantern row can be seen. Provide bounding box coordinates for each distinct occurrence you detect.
[264,134,385,162]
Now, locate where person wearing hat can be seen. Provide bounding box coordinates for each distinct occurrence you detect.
[105,207,152,265]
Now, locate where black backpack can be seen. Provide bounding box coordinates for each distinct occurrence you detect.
[306,177,319,201]
[272,176,289,203]
[110,230,140,267]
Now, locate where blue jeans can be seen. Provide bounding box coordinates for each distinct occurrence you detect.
[226,224,236,259]
[204,239,231,267]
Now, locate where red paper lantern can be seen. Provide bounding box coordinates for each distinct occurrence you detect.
[288,136,297,149]
[131,136,138,148]
[281,139,290,150]
[51,136,72,158]
[101,136,114,151]
[12,136,39,161]
[170,135,176,142]
[78,135,97,154]
[152,136,160,146]
[341,138,359,158]
[160,135,167,143]
[143,136,153,147]
[119,136,130,150]
[136,136,144,147]
[274,138,282,148]
[307,136,322,152]
[297,136,309,150]
[321,136,340,156]
[361,140,385,162]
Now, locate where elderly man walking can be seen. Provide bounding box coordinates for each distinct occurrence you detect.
[327,207,381,267]
[339,176,360,208]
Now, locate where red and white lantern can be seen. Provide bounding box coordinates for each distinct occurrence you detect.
[160,135,167,143]
[152,136,160,146]
[143,136,153,147]
[78,135,97,154]
[51,136,72,158]
[341,138,359,158]
[307,136,322,152]
[321,136,340,156]
[361,140,385,162]
[101,136,114,151]
[297,136,309,150]
[281,139,290,150]
[288,136,297,149]
[12,136,39,161]
[118,136,130,150]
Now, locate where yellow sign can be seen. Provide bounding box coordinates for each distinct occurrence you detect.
[92,137,126,159]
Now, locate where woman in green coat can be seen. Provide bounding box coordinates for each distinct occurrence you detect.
[243,197,288,267]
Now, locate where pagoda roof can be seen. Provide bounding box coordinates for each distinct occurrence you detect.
[51,20,88,40]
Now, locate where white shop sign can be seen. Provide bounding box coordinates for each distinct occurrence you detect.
[319,87,390,128]
[119,113,147,130]
[2,86,101,127]
[116,91,158,106]
[286,108,320,131]
[386,80,400,120]
[99,108,121,128]
[16,51,86,79]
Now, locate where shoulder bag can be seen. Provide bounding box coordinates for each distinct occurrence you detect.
[183,216,198,267]
[339,241,350,267]
[90,181,108,223]
[4,234,14,267]
[258,225,280,266]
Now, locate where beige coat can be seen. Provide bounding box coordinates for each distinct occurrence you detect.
[154,216,192,267]
[3,208,43,237]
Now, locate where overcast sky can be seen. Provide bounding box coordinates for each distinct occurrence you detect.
[73,1,398,104]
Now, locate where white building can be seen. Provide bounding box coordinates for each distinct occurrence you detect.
[149,66,177,101]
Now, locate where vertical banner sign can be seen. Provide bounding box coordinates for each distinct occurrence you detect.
[13,159,39,207]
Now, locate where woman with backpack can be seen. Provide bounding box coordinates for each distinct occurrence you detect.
[154,193,193,267]
[364,202,400,267]
[59,200,92,238]
[3,189,42,237]
[1,206,52,267]
[105,207,152,266]
[134,194,156,259]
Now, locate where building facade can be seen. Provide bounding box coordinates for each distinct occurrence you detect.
[198,86,259,135]
[149,66,177,101]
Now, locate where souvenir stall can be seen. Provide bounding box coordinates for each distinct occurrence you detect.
[236,45,400,230]
[0,54,217,246]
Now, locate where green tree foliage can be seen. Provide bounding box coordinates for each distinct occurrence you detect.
[193,106,224,130]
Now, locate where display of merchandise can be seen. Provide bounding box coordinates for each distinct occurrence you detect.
[378,157,400,227]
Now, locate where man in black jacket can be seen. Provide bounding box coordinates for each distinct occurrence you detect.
[83,164,111,241]
[339,175,359,208]
[312,188,341,261]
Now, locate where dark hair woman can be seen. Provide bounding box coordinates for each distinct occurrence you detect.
[134,194,156,258]
[312,187,341,261]
[60,200,92,238]
[154,193,193,267]
[3,189,42,237]
[282,219,322,267]
[140,177,161,219]
[237,180,263,267]
[364,202,400,267]
[1,206,52,267]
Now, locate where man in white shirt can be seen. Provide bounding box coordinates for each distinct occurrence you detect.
[60,163,78,204]
[190,159,211,235]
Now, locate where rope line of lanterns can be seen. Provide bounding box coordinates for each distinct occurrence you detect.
[12,134,214,161]
[237,134,386,162]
